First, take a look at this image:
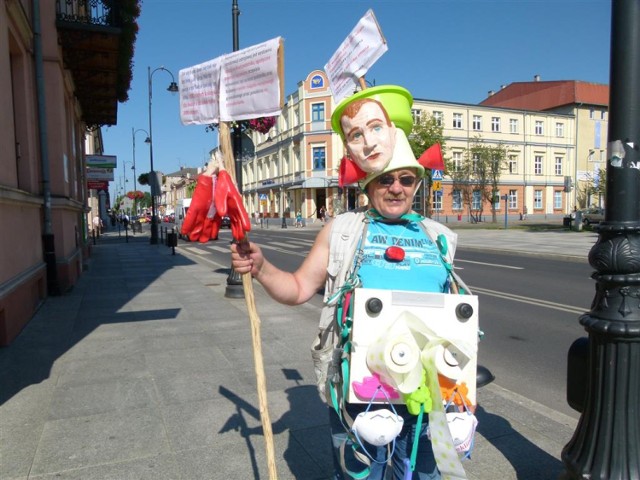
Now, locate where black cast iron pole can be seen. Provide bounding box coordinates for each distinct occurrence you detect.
[225,0,245,298]
[562,1,640,478]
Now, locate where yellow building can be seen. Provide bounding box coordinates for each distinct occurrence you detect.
[238,72,605,222]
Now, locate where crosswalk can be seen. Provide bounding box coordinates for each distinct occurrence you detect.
[181,237,315,257]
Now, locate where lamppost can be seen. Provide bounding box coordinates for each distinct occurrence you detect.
[562,1,640,478]
[147,66,179,244]
[122,160,135,214]
[132,128,150,215]
[225,0,245,298]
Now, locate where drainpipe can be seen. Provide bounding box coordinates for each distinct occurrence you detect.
[33,0,59,295]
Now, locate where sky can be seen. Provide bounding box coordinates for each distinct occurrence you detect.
[103,0,612,198]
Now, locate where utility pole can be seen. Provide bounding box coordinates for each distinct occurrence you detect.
[225,0,245,298]
[562,1,640,478]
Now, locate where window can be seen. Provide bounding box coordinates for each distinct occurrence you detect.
[311,103,325,122]
[534,155,543,175]
[508,155,518,174]
[508,189,518,209]
[472,153,480,173]
[554,191,563,209]
[433,111,443,126]
[452,151,462,172]
[491,117,501,132]
[555,122,564,137]
[589,108,595,119]
[493,190,501,209]
[453,113,462,129]
[535,121,543,135]
[313,147,326,170]
[509,118,519,134]
[472,115,482,131]
[432,190,442,211]
[472,190,481,210]
[534,190,543,209]
[412,109,423,124]
[555,156,563,176]
[452,190,462,210]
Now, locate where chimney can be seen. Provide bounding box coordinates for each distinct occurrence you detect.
[534,75,541,82]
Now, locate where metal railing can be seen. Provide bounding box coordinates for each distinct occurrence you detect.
[55,0,119,27]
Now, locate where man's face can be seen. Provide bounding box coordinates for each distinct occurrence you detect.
[341,102,396,173]
[366,169,420,220]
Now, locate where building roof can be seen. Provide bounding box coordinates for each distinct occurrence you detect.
[480,80,609,111]
[166,167,200,178]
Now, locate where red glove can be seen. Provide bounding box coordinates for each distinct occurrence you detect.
[214,170,251,241]
[181,174,218,242]
[198,213,222,243]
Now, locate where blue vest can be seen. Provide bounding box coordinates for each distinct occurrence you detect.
[358,220,448,292]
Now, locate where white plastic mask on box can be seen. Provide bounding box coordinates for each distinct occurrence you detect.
[351,408,404,446]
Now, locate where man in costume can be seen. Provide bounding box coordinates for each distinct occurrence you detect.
[232,86,474,480]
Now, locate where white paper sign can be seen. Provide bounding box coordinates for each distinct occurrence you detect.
[179,58,222,125]
[179,37,282,125]
[324,9,388,103]
[219,37,282,121]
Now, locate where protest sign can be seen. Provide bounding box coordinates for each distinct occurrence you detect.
[179,37,283,125]
[324,9,387,103]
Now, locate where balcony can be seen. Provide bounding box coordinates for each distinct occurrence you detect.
[55,0,139,126]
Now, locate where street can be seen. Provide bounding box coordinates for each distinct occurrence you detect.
[175,225,593,419]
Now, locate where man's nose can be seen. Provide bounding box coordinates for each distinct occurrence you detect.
[363,133,377,149]
[388,179,404,193]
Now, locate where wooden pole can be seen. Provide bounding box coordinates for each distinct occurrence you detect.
[219,121,278,479]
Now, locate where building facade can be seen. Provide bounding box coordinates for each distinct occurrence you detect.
[0,0,137,345]
[238,71,595,223]
[413,99,576,220]
[480,77,609,209]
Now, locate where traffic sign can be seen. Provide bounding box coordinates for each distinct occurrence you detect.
[259,193,268,200]
[432,169,443,180]
[433,180,442,191]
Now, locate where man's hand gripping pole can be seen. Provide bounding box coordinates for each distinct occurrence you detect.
[218,122,277,480]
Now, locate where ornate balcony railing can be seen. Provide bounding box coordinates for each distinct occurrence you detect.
[55,0,120,28]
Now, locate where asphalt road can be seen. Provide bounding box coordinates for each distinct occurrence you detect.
[176,225,591,419]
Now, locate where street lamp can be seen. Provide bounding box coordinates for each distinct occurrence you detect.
[225,0,245,298]
[132,128,150,216]
[148,66,179,244]
[132,128,150,191]
[562,1,640,478]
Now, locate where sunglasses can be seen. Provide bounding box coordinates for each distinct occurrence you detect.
[376,175,418,187]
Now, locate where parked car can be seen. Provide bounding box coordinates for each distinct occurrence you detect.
[573,207,605,226]
[221,215,231,228]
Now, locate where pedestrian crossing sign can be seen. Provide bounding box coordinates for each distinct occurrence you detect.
[432,169,443,180]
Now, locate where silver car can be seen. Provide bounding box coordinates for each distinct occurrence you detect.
[574,207,605,225]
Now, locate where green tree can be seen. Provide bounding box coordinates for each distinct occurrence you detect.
[138,173,149,186]
[186,181,196,198]
[408,114,446,216]
[450,137,506,223]
[580,167,606,208]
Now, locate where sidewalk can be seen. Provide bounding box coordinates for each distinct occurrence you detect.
[0,224,586,479]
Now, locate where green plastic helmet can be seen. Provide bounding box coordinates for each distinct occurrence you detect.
[331,85,414,140]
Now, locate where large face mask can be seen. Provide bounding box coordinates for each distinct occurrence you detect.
[351,408,404,446]
[444,412,478,454]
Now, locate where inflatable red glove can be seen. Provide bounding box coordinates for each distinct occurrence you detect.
[181,174,220,242]
[214,170,251,242]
